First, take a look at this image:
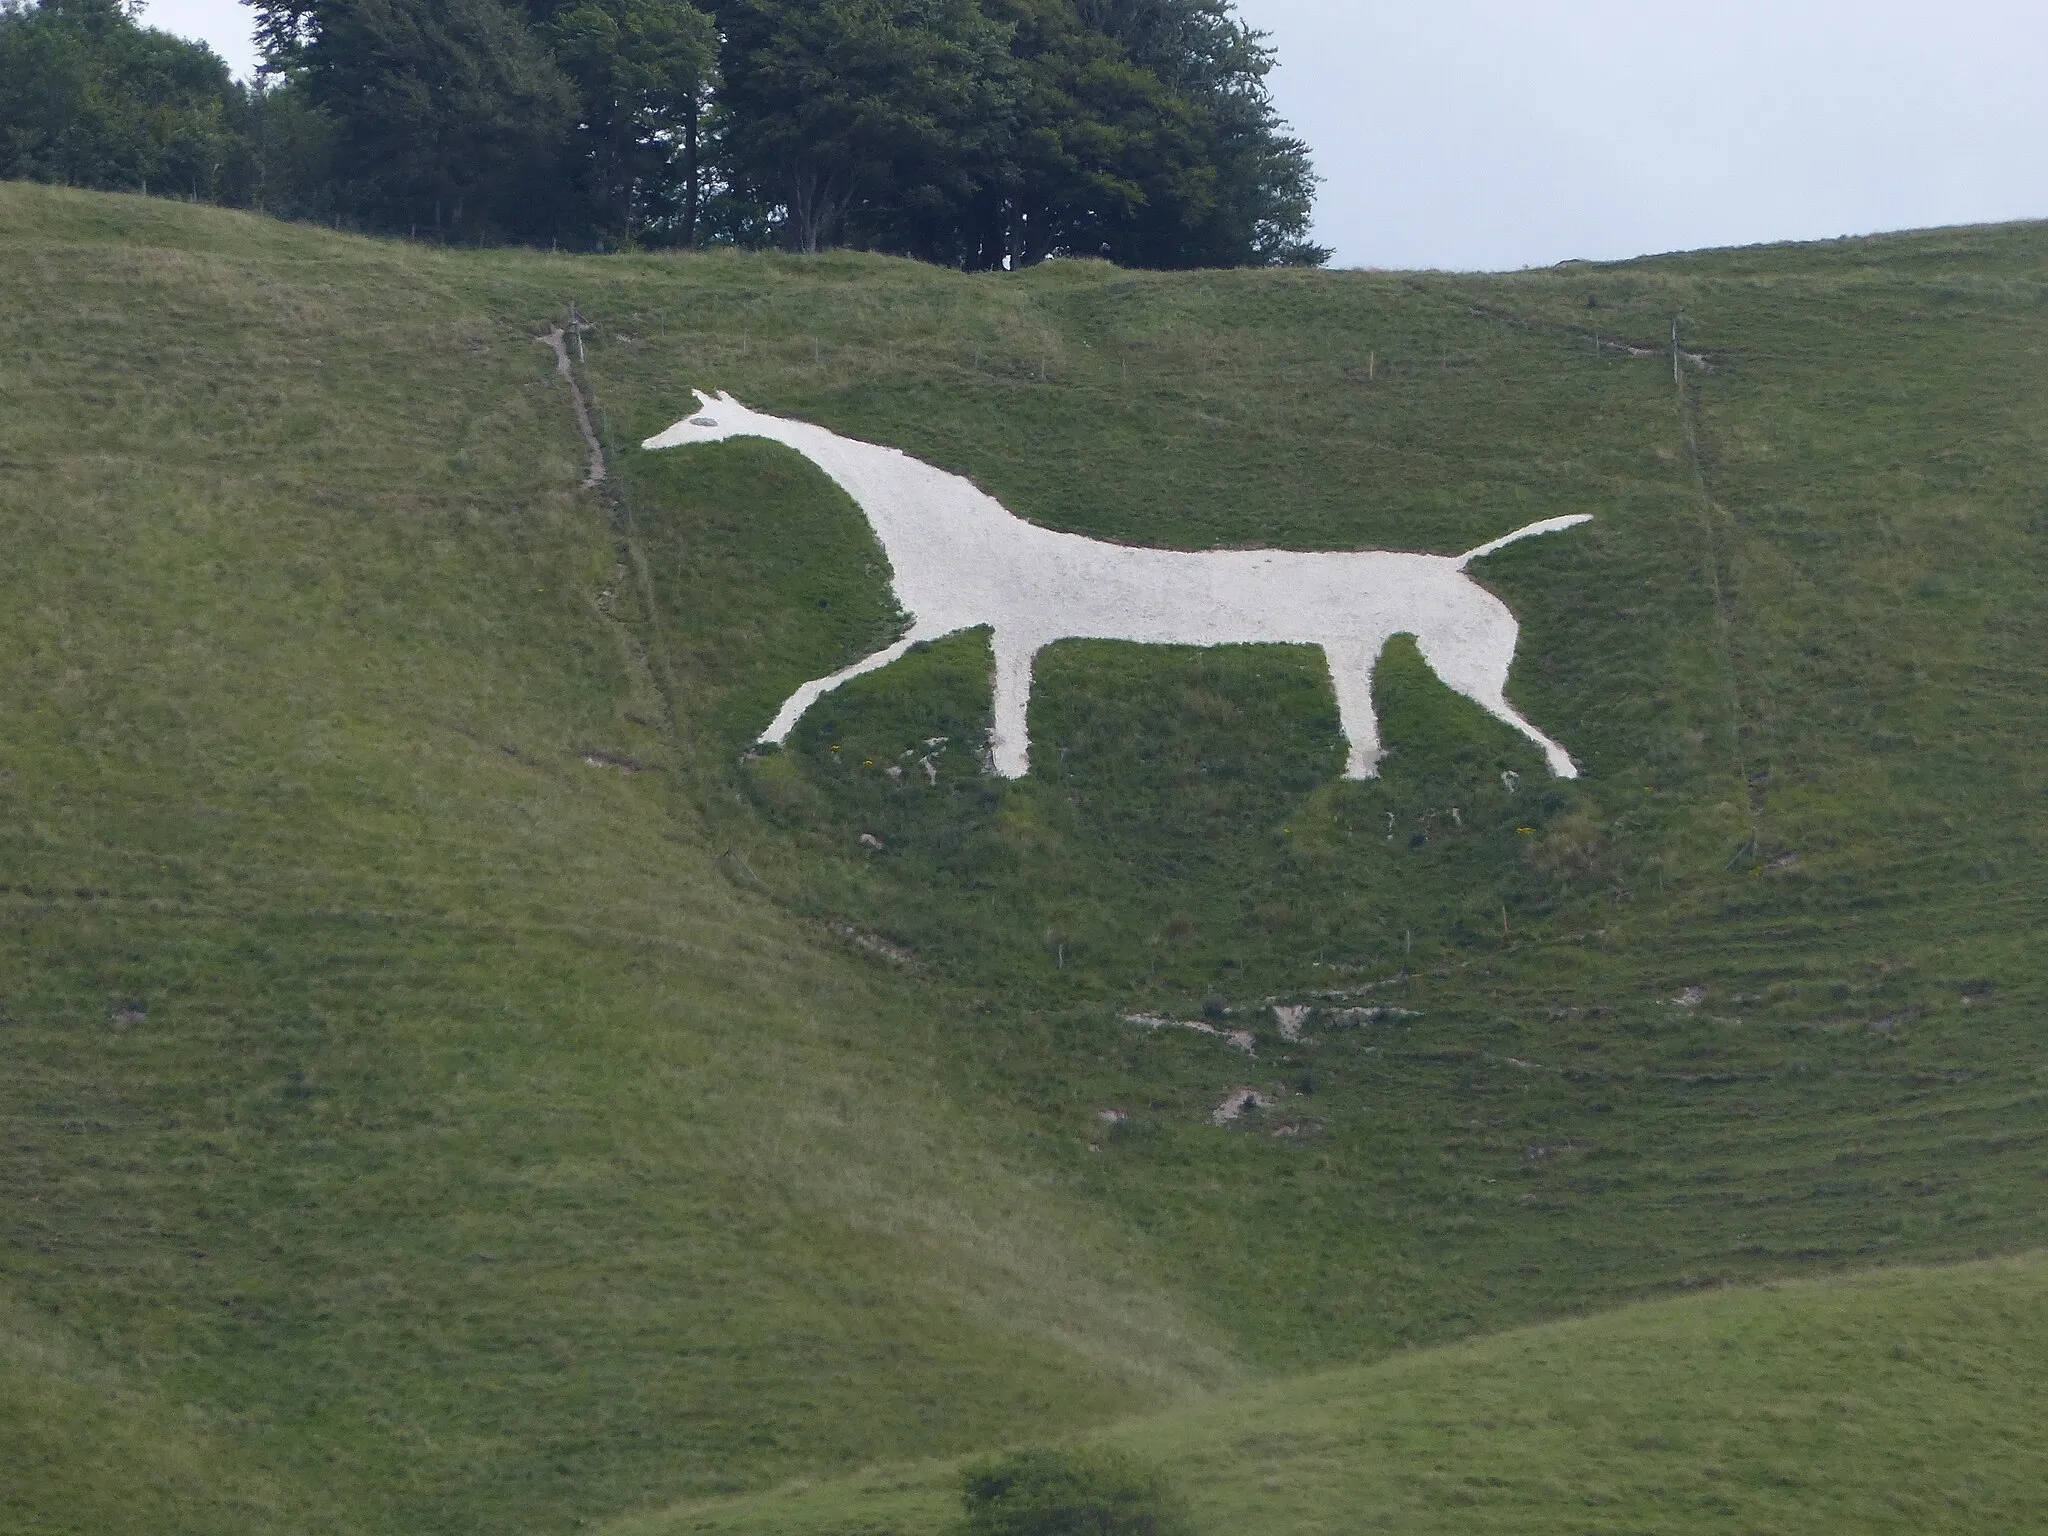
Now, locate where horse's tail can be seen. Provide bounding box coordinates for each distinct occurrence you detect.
[1452,514,1592,569]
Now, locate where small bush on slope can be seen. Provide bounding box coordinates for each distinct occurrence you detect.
[957,1446,1191,1536]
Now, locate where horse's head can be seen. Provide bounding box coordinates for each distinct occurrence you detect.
[641,391,763,451]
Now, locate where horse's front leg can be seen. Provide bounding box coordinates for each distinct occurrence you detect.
[1323,637,1392,779]
[759,628,932,747]
[987,630,1044,778]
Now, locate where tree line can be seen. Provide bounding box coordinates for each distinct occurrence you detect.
[0,0,1326,267]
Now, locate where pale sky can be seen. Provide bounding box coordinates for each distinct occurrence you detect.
[140,0,2048,272]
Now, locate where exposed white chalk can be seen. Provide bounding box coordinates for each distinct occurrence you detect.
[645,393,1588,780]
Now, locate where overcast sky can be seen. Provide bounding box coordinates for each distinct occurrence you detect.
[140,0,2048,271]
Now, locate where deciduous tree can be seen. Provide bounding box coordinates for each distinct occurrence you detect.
[712,0,1017,253]
[0,0,247,198]
[251,0,576,237]
[530,0,716,241]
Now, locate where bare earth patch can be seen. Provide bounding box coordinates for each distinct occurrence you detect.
[1125,1014,1257,1053]
[1211,1088,1275,1125]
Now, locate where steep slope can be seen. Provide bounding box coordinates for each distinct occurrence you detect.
[1,1282,308,1535]
[2,183,2046,1533]
[0,186,1226,1535]
[581,219,2048,1364]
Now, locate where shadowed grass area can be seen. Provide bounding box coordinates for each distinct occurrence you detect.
[2,183,2045,1532]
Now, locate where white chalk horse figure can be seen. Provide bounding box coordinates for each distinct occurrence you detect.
[645,392,1589,781]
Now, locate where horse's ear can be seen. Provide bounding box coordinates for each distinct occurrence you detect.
[691,388,714,407]
[717,391,738,405]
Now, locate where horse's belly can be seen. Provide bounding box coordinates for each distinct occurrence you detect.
[901,538,1459,648]
[1054,549,1438,648]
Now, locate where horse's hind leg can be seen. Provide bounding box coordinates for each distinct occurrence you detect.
[759,628,933,746]
[987,629,1044,779]
[1324,637,1392,779]
[1415,613,1578,778]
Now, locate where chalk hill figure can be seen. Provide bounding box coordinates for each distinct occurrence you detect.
[645,393,1590,779]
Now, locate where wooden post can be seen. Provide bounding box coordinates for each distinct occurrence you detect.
[1671,317,1680,385]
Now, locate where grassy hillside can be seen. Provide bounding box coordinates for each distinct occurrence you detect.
[585,208,2048,1364]
[0,186,1226,1535]
[2,181,2045,1532]
[619,1252,2048,1535]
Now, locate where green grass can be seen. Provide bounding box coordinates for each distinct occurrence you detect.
[1,1281,309,1535]
[588,215,2048,1367]
[613,1252,2048,1535]
[0,188,1225,1534]
[2,182,2046,1531]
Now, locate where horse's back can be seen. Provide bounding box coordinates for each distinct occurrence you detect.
[970,539,1479,649]
[814,432,1504,651]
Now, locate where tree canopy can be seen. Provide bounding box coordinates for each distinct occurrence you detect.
[0,0,1324,265]
[706,0,1323,265]
[0,0,246,198]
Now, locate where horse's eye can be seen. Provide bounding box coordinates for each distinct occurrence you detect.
[689,416,717,427]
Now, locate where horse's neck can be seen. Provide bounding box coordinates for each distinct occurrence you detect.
[757,417,865,481]
[753,416,1011,555]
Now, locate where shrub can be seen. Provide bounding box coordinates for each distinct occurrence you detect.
[956,1446,1194,1536]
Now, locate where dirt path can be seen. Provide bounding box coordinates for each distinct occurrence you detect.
[537,325,605,490]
